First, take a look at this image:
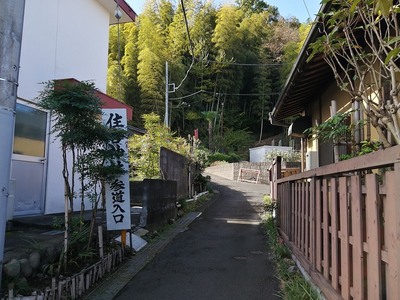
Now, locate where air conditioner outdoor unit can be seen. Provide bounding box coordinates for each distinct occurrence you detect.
[306,151,319,171]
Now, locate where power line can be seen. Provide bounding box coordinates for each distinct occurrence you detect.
[169,90,204,100]
[302,0,312,20]
[173,0,195,92]
[197,58,288,66]
[203,91,281,96]
[169,89,281,100]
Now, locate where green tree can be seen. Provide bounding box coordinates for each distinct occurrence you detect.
[36,80,126,272]
[37,81,103,214]
[121,23,141,123]
[106,1,306,153]
[236,0,268,15]
[76,126,127,250]
[212,6,245,94]
[107,23,129,102]
[218,127,255,159]
[137,1,172,116]
[129,113,190,179]
[201,110,218,150]
[281,22,312,82]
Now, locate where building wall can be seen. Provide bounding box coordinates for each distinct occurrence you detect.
[249,145,293,163]
[306,81,353,167]
[16,0,114,214]
[205,164,235,181]
[19,0,110,100]
[320,83,351,122]
[205,162,271,184]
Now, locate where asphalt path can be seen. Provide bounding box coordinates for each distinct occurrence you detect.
[114,174,280,300]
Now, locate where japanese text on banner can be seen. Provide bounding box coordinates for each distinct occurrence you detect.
[102,109,131,230]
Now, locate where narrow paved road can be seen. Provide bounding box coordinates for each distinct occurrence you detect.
[114,174,280,300]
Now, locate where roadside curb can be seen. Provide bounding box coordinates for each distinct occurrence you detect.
[83,211,202,300]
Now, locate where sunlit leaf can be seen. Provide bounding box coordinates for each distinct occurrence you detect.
[385,48,400,64]
[387,36,400,45]
[350,0,362,12]
[374,0,393,16]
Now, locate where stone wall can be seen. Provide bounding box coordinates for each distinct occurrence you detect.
[205,162,271,183]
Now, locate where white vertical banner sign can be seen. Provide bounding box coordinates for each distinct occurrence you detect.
[102,109,131,230]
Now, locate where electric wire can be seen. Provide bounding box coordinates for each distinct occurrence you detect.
[302,0,312,20]
[169,90,204,100]
[173,0,195,92]
[196,58,288,66]
[169,89,281,100]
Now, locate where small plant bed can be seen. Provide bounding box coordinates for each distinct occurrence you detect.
[263,197,320,299]
[1,217,136,299]
[178,192,212,215]
[2,242,128,300]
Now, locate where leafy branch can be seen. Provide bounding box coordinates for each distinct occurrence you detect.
[308,0,400,147]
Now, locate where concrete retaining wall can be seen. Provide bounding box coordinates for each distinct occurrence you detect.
[205,162,271,183]
[130,179,177,230]
[160,147,192,199]
[142,179,177,230]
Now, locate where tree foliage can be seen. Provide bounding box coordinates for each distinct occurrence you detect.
[129,113,190,179]
[36,80,127,271]
[108,1,310,150]
[37,80,104,211]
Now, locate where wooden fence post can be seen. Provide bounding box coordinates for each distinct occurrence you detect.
[385,163,400,300]
[309,177,316,269]
[275,156,282,227]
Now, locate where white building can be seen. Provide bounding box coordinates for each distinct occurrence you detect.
[249,145,293,163]
[10,0,136,218]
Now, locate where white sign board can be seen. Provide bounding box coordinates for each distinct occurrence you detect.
[102,109,131,230]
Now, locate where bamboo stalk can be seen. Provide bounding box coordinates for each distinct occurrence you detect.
[98,226,104,258]
[71,277,76,299]
[86,272,90,290]
[79,273,84,296]
[58,280,63,300]
[51,278,56,300]
[107,253,112,272]
[8,287,13,299]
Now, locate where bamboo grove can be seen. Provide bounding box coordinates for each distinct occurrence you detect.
[107,0,311,156]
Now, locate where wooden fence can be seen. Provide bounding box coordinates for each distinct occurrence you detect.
[270,145,400,300]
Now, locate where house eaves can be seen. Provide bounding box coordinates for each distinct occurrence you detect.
[270,2,334,125]
[97,0,137,24]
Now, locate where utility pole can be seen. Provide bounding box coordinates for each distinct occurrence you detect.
[0,0,25,289]
[164,61,169,127]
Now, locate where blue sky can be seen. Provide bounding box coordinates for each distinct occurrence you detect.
[127,0,322,23]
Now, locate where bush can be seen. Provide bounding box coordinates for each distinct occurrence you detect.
[263,217,319,300]
[208,152,241,164]
[216,128,255,160]
[265,149,300,163]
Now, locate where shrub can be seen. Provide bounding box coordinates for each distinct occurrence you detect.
[208,152,241,164]
[265,149,300,163]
